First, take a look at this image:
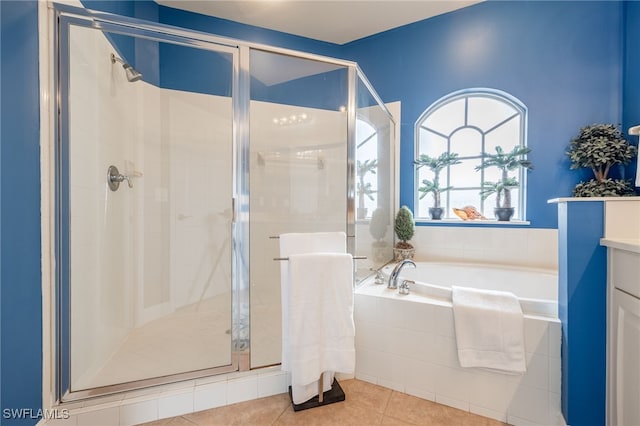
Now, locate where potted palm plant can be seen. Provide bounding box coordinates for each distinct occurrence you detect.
[567,124,637,196]
[357,159,378,219]
[393,206,415,260]
[414,152,461,219]
[476,146,533,221]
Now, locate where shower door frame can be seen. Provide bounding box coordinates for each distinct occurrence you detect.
[52,2,396,403]
[54,5,249,402]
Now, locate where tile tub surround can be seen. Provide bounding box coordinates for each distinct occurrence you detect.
[354,286,563,426]
[409,227,558,271]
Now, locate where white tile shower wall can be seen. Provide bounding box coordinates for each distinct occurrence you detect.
[411,227,558,271]
[65,21,237,389]
[165,90,233,311]
[68,24,141,389]
[354,293,562,426]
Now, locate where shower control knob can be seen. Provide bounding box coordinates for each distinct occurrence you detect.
[107,165,133,191]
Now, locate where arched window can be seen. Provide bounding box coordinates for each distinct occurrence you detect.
[415,89,528,221]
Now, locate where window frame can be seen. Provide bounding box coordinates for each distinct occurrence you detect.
[414,88,528,222]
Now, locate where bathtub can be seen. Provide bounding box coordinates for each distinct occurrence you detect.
[377,261,558,318]
[354,261,562,425]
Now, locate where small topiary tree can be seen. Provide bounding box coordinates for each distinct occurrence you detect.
[394,206,415,249]
[568,124,637,197]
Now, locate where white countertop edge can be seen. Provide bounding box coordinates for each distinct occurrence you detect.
[600,238,640,253]
[548,196,640,204]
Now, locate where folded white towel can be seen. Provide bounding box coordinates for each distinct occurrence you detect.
[279,232,346,372]
[287,252,355,404]
[452,285,526,374]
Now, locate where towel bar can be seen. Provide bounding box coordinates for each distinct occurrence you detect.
[274,256,367,261]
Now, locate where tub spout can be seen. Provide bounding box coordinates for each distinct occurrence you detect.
[388,259,416,289]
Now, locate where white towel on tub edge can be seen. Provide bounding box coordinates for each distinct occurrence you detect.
[452,285,526,374]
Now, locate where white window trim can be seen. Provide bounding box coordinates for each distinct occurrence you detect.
[414,88,529,222]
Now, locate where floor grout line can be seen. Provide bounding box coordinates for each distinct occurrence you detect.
[270,398,290,426]
[381,389,394,416]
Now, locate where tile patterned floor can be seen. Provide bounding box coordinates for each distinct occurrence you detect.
[141,379,507,425]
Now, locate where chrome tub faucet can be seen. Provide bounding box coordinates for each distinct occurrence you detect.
[388,259,416,289]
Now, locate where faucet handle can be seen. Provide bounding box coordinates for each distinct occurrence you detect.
[374,270,385,285]
[399,279,413,295]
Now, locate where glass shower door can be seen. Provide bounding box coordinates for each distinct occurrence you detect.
[59,20,238,396]
[354,73,395,280]
[248,49,349,368]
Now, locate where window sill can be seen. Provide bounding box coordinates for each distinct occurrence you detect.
[416,219,530,226]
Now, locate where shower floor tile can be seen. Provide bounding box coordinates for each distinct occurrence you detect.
[76,294,233,390]
[139,379,507,425]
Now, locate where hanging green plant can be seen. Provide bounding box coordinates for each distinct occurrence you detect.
[567,124,637,197]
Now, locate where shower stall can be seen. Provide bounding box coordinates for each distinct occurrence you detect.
[53,4,394,401]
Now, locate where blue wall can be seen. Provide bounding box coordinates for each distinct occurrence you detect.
[557,201,607,425]
[0,1,42,425]
[100,0,628,229]
[342,1,625,228]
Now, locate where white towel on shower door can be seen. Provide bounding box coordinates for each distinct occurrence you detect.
[451,285,526,374]
[279,232,347,402]
[287,252,355,404]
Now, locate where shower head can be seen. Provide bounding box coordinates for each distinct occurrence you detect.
[110,53,143,83]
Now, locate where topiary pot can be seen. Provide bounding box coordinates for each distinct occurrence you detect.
[429,207,444,220]
[494,207,514,221]
[393,246,415,261]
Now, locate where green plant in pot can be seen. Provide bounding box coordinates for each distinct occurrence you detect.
[567,124,637,197]
[414,152,461,220]
[356,159,378,219]
[393,206,415,260]
[476,145,533,221]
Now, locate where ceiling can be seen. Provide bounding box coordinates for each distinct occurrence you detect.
[155,1,481,45]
